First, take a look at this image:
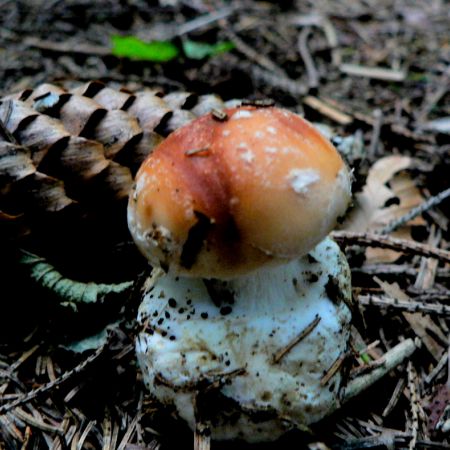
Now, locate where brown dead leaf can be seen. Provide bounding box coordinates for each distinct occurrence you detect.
[0,210,22,221]
[344,155,425,263]
[425,384,450,433]
[375,277,445,361]
[377,172,426,228]
[344,155,412,232]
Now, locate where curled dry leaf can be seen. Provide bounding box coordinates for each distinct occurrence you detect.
[425,384,450,434]
[375,277,445,361]
[343,155,425,263]
[20,250,133,307]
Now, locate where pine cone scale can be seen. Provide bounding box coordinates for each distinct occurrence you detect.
[0,81,229,277]
[125,92,172,131]
[0,142,35,185]
[18,115,70,166]
[93,110,143,159]
[58,95,107,137]
[0,100,39,135]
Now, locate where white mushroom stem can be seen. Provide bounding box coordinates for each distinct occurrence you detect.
[136,237,352,442]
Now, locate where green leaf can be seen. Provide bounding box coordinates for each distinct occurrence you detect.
[111,35,179,62]
[182,39,235,60]
[360,352,372,364]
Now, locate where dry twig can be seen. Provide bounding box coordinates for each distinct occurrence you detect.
[297,27,319,89]
[339,64,406,81]
[303,96,352,125]
[352,264,450,280]
[219,22,285,76]
[358,295,450,316]
[342,339,418,403]
[237,61,307,96]
[382,377,407,417]
[425,352,449,385]
[381,187,450,234]
[406,361,420,450]
[331,231,450,264]
[0,344,105,415]
[24,37,110,56]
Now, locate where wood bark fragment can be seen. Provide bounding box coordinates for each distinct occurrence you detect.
[406,361,419,450]
[404,228,445,361]
[341,338,417,403]
[303,96,353,125]
[339,64,406,81]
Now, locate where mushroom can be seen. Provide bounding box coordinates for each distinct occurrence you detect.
[128,106,353,442]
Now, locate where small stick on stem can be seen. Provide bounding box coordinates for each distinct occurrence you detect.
[272,315,321,364]
[321,353,346,386]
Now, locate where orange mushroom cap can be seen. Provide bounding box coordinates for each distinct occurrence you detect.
[128,106,351,278]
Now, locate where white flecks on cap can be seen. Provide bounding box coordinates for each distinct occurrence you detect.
[267,126,277,134]
[321,165,352,235]
[288,168,321,194]
[282,147,298,154]
[135,172,150,197]
[240,150,255,163]
[222,129,231,137]
[254,131,264,139]
[337,165,352,197]
[232,110,253,119]
[264,146,278,154]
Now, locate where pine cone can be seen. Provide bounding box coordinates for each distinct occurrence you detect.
[0,81,228,282]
